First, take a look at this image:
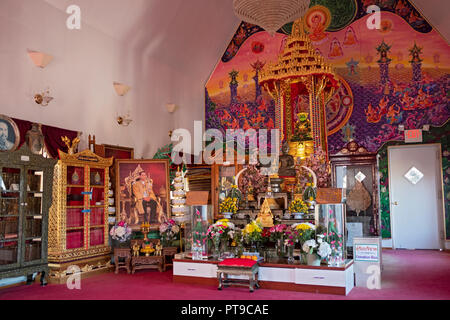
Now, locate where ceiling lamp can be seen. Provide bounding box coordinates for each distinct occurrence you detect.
[233,0,311,35]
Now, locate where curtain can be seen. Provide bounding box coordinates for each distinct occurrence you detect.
[12,117,79,159]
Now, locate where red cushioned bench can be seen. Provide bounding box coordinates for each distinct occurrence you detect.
[216,258,260,292]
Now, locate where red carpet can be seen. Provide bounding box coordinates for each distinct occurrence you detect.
[1,249,449,300]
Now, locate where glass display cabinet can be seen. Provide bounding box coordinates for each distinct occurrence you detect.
[47,149,113,283]
[0,145,56,285]
[183,205,213,259]
[316,197,347,266]
[330,141,380,257]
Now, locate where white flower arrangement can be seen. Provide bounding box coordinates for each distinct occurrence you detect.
[302,239,317,254]
[317,241,332,259]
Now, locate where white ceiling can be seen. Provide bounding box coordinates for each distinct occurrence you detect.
[43,0,449,59]
[43,0,240,75]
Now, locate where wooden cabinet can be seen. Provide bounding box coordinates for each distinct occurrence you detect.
[0,145,56,285]
[329,141,380,256]
[47,149,113,283]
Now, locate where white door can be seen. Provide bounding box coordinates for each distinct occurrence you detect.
[388,144,443,249]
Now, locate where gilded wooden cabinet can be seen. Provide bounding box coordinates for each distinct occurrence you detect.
[0,145,56,285]
[47,150,113,283]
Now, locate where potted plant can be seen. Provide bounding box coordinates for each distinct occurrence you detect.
[289,199,309,219]
[159,219,180,247]
[110,220,132,248]
[269,224,288,257]
[242,220,263,254]
[219,196,238,219]
[299,227,332,266]
[206,219,235,260]
[283,226,299,263]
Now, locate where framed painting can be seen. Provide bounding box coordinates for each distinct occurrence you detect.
[115,159,171,230]
[0,114,20,152]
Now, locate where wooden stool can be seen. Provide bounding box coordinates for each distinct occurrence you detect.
[217,258,259,292]
[113,248,131,274]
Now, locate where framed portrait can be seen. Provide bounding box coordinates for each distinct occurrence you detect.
[0,114,20,152]
[115,159,171,230]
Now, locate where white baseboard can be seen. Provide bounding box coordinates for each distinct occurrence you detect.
[382,239,392,248]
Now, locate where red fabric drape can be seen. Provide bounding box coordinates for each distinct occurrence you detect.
[41,123,78,158]
[11,117,79,159]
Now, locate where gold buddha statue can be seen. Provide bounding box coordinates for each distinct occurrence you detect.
[256,198,274,228]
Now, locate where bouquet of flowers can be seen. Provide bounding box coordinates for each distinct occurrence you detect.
[301,234,331,260]
[219,197,238,214]
[283,226,299,247]
[289,199,309,214]
[293,222,316,243]
[242,220,263,245]
[269,224,288,242]
[159,219,180,246]
[206,219,235,243]
[110,220,132,244]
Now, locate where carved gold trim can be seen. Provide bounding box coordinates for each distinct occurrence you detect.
[48,149,112,264]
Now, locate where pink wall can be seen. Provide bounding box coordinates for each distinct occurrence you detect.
[0,0,173,157]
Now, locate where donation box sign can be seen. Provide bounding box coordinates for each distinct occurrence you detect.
[353,237,382,289]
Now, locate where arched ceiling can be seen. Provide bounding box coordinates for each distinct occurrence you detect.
[43,0,240,77]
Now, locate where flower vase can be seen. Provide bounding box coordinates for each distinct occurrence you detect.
[287,246,295,264]
[213,238,221,260]
[306,253,321,266]
[293,212,304,219]
[276,238,285,258]
[220,238,229,259]
[222,212,233,219]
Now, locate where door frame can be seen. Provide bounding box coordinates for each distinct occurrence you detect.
[387,143,446,250]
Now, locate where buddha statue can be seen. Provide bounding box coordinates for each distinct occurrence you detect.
[278,141,296,177]
[256,198,274,228]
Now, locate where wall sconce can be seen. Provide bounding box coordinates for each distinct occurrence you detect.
[117,113,132,126]
[34,89,53,106]
[113,82,131,96]
[166,103,177,113]
[27,49,53,68]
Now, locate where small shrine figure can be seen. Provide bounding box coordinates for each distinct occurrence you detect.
[155,240,163,256]
[132,241,141,257]
[256,198,274,228]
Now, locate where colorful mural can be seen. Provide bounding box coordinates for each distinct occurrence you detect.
[205,0,450,238]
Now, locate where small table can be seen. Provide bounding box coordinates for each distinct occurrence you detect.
[217,259,260,292]
[162,247,178,271]
[113,248,131,274]
[131,255,164,274]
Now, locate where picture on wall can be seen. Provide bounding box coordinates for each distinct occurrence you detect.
[115,159,171,230]
[0,114,20,152]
